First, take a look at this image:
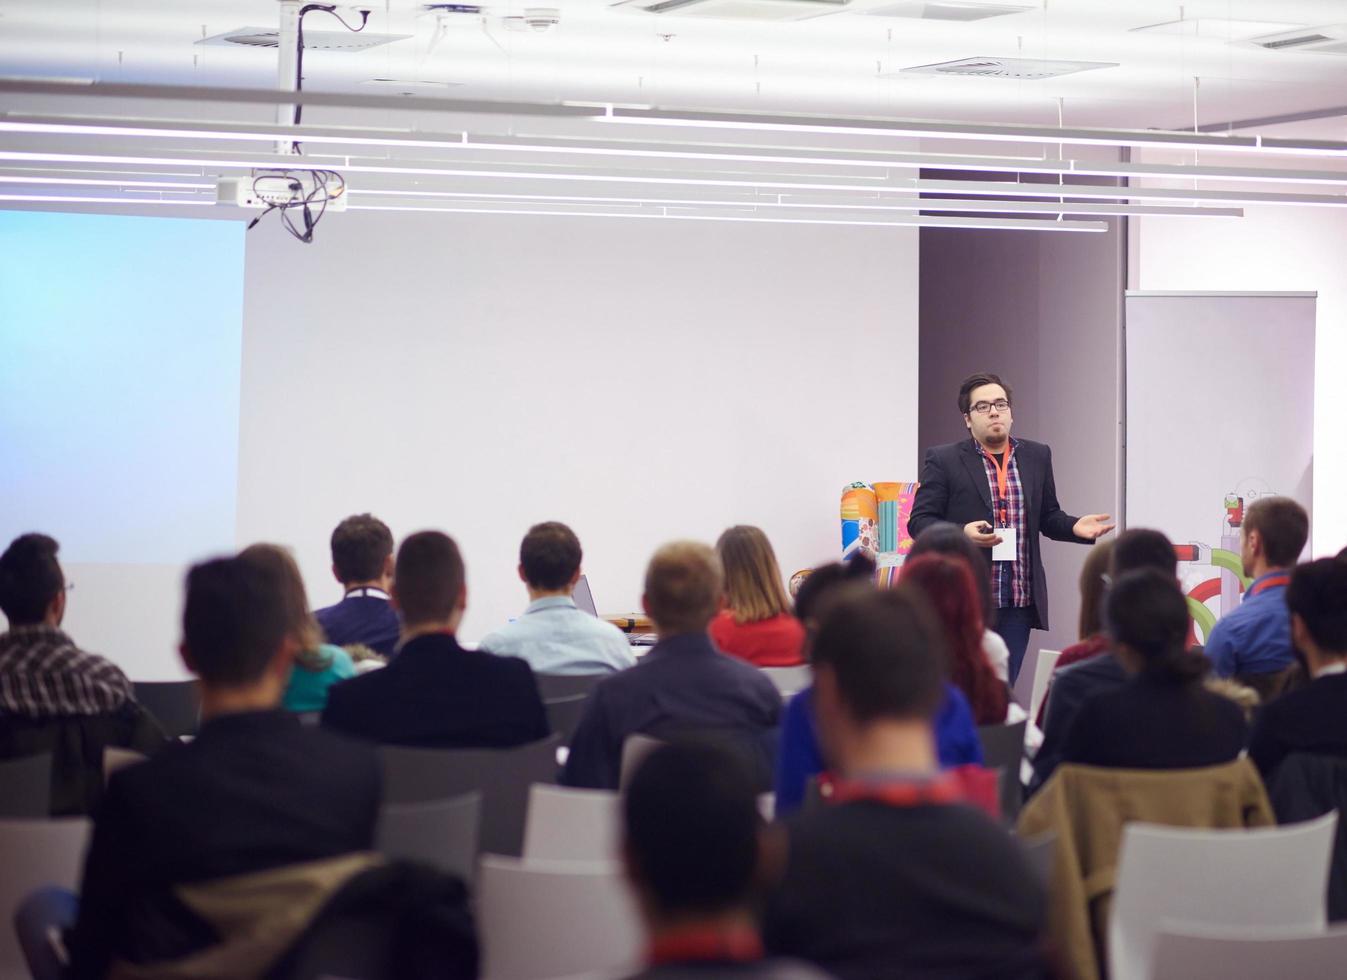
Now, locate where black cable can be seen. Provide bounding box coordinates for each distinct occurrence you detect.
[290,4,369,153]
[244,169,345,244]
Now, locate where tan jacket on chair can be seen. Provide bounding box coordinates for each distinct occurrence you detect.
[1016,759,1273,980]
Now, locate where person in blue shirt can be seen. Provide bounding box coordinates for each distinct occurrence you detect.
[1207,497,1309,691]
[772,555,982,816]
[479,521,635,676]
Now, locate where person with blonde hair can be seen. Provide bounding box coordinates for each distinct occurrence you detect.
[710,526,805,667]
[239,543,357,714]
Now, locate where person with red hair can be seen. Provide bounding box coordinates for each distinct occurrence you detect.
[902,553,1012,726]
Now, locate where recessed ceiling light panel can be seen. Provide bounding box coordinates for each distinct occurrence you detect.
[1131,18,1306,39]
[196,27,411,52]
[898,56,1117,80]
[863,2,1033,21]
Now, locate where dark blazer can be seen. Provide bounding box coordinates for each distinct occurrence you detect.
[1249,673,1347,783]
[908,437,1089,630]
[321,632,549,748]
[1029,651,1129,793]
[67,710,380,978]
[562,632,782,790]
[316,594,401,658]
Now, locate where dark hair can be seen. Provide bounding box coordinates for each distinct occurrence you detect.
[1111,528,1177,578]
[394,531,465,627]
[901,554,1007,725]
[1245,497,1309,568]
[1287,559,1347,654]
[184,556,291,686]
[623,740,761,917]
[793,553,876,626]
[909,521,994,626]
[957,372,1012,416]
[330,514,394,585]
[0,533,64,626]
[810,586,946,723]
[519,522,582,591]
[1106,569,1206,682]
[1337,545,1347,562]
[1078,541,1115,639]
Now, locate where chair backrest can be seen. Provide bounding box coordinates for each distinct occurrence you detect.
[1019,831,1056,888]
[379,734,561,857]
[0,753,52,818]
[376,791,481,883]
[132,679,200,738]
[542,694,589,748]
[476,856,641,980]
[1269,752,1347,920]
[102,747,147,784]
[0,818,92,979]
[1026,649,1061,721]
[619,733,664,791]
[1109,812,1338,980]
[535,673,608,702]
[522,785,621,863]
[761,665,811,697]
[1150,923,1347,980]
[977,720,1027,821]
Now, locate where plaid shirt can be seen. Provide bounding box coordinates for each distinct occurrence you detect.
[976,438,1032,609]
[0,624,133,718]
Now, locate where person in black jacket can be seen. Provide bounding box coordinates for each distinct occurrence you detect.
[909,372,1113,683]
[68,554,381,979]
[1060,569,1246,771]
[1248,558,1347,782]
[322,530,549,748]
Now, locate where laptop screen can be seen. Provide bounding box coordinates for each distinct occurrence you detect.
[572,574,598,616]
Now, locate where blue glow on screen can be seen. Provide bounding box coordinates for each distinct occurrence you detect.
[0,211,244,564]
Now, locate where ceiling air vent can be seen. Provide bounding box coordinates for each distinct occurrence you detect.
[611,0,848,22]
[863,1,1033,20]
[1249,26,1347,54]
[197,27,411,51]
[898,56,1117,80]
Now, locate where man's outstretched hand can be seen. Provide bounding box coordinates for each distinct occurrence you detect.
[1073,514,1117,541]
[963,521,1003,549]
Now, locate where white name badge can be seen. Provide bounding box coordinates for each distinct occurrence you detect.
[992,527,1018,562]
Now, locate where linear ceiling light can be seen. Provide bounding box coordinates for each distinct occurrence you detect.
[344,203,1107,231]
[915,178,1347,207]
[0,174,214,190]
[0,194,212,206]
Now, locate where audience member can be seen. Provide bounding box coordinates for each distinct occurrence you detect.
[1031,528,1177,791]
[68,553,381,978]
[907,522,1013,682]
[622,741,828,980]
[1059,569,1246,770]
[0,533,164,815]
[901,554,1011,726]
[241,543,358,713]
[315,514,401,658]
[1248,558,1347,782]
[1034,541,1114,726]
[709,526,805,667]
[323,531,549,747]
[774,557,982,816]
[1207,497,1309,692]
[479,521,635,675]
[762,587,1048,980]
[563,542,781,790]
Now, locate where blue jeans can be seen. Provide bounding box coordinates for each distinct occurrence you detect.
[994,607,1036,687]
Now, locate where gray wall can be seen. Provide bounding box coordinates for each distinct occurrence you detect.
[918,201,1125,683]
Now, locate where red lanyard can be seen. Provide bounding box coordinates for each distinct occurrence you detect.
[1250,573,1290,597]
[820,772,964,807]
[648,925,764,966]
[982,444,1015,527]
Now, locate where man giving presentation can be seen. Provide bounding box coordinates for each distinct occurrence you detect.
[909,372,1114,683]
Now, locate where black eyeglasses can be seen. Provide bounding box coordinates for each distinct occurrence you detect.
[970,399,1011,415]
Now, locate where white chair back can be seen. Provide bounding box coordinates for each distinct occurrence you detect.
[522,785,621,863]
[761,665,811,697]
[376,791,482,883]
[477,855,642,980]
[1151,923,1347,980]
[619,733,663,791]
[0,818,92,980]
[1109,812,1338,980]
[1026,649,1061,721]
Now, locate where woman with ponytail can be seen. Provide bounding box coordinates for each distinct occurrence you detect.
[1059,568,1247,770]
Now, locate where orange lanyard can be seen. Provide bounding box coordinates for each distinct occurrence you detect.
[983,444,1014,527]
